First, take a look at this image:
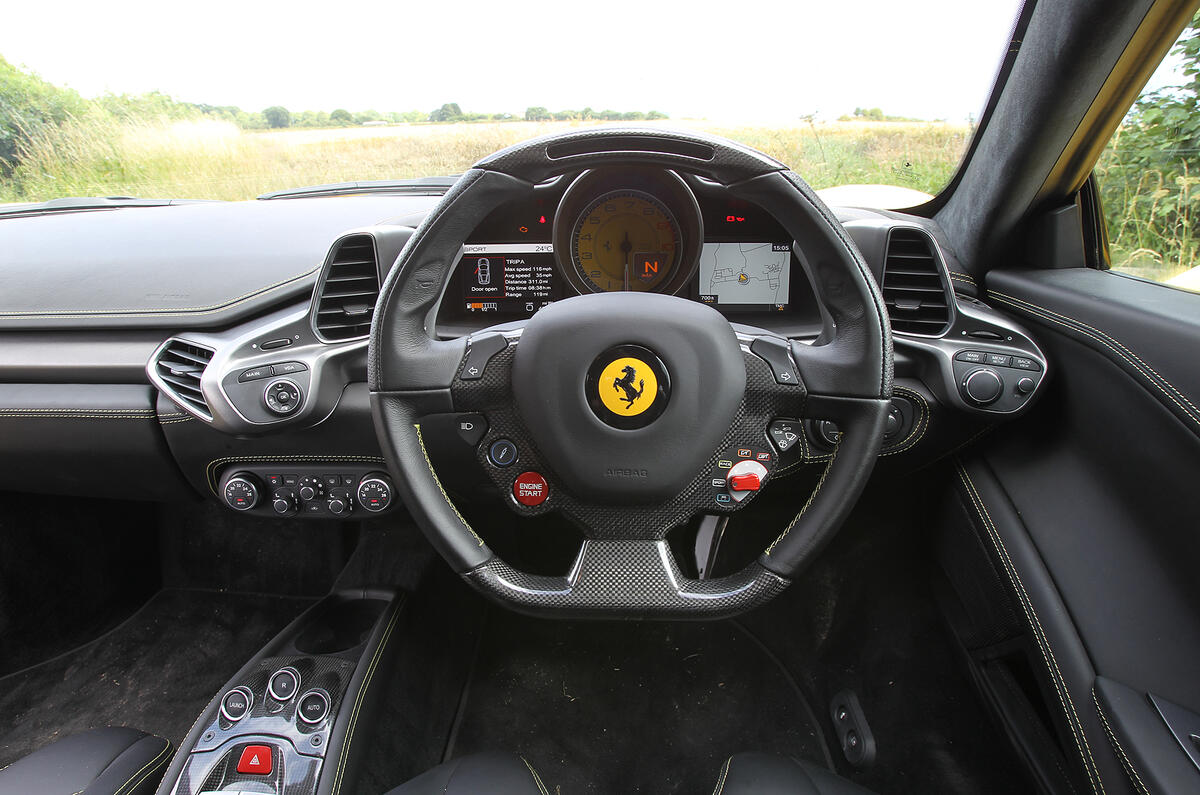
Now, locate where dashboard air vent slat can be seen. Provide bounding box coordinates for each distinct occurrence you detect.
[881,228,952,336]
[153,340,215,419]
[314,235,380,342]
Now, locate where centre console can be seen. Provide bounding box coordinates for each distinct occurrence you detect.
[156,591,403,795]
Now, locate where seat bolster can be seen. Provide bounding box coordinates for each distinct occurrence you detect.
[386,752,547,795]
[0,728,171,795]
[714,752,876,795]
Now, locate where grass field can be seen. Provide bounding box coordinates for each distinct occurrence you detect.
[0,117,968,203]
[2,114,1196,289]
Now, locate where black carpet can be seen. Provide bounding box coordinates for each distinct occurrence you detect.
[446,611,831,795]
[0,588,311,767]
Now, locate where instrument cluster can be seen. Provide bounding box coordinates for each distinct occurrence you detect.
[444,167,811,324]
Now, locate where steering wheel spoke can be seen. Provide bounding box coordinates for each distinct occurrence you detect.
[466,538,789,619]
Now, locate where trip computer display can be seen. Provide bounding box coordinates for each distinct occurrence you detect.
[460,243,560,315]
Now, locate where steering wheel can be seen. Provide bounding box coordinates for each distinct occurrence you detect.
[369,128,892,618]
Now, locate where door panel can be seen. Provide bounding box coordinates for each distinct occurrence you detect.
[959,266,1200,793]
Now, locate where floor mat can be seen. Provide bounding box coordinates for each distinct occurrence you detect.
[0,588,312,767]
[446,611,830,795]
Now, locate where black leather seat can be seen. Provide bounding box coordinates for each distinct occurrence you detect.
[0,727,171,795]
[713,752,876,794]
[385,752,547,794]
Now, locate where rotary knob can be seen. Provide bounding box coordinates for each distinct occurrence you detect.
[961,368,1005,406]
[327,496,351,515]
[356,473,394,513]
[223,473,261,511]
[272,491,297,516]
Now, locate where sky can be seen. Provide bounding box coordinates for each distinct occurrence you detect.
[0,0,1128,124]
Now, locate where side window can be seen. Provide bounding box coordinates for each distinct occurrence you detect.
[1095,12,1200,293]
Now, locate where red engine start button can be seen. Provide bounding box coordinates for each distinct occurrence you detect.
[512,471,548,506]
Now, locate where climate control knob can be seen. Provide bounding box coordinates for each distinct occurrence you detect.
[327,497,351,516]
[223,473,261,511]
[272,491,297,516]
[356,473,394,513]
[962,368,1005,406]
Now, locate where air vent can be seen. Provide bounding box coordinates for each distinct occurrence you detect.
[881,228,952,335]
[313,234,380,341]
[153,340,215,419]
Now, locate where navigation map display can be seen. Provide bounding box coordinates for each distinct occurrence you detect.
[697,242,791,310]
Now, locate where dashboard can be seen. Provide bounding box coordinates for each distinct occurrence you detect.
[0,169,1051,518]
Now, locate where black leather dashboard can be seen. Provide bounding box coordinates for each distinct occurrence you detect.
[0,186,1050,511]
[0,196,430,329]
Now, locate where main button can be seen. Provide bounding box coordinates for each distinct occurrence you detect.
[460,334,509,381]
[238,366,273,383]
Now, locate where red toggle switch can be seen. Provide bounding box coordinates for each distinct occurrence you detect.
[728,473,762,492]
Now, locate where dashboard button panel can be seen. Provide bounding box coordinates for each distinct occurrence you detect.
[217,467,396,517]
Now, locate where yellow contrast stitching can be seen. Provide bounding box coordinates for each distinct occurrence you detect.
[112,739,171,795]
[765,444,838,556]
[712,756,732,795]
[0,410,154,417]
[950,271,977,285]
[521,757,550,795]
[0,413,159,419]
[880,385,931,457]
[956,463,1104,794]
[331,601,402,795]
[414,424,485,547]
[989,290,1200,429]
[1093,689,1150,795]
[0,267,318,318]
[204,454,384,494]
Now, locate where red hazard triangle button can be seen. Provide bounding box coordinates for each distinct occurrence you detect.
[236,744,273,775]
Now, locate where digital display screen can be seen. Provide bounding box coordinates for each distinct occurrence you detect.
[697,242,791,310]
[460,243,560,315]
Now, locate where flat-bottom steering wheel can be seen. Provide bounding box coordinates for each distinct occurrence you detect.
[370,128,892,618]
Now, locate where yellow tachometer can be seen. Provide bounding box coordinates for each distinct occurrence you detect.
[571,190,680,292]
